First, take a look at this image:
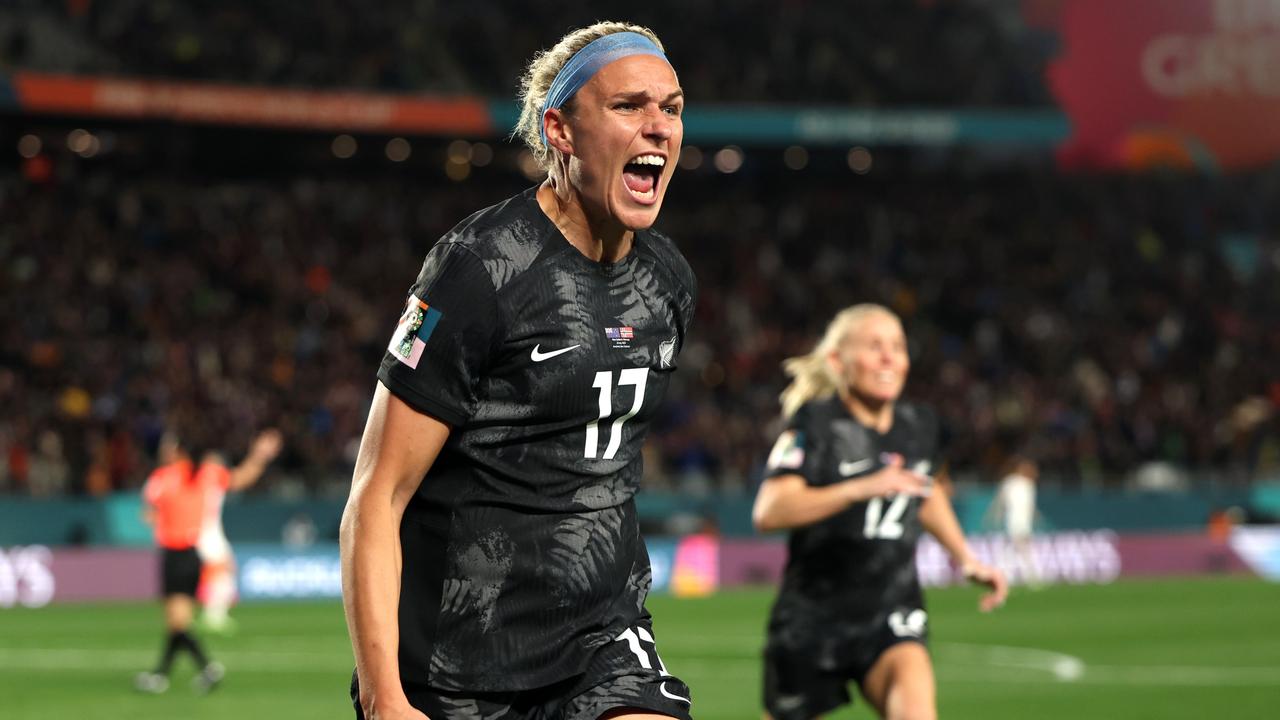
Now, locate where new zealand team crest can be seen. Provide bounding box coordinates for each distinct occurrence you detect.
[658,335,678,369]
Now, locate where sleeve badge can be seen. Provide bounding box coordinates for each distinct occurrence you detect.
[387,294,442,369]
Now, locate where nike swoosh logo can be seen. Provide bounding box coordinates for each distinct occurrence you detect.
[659,681,690,704]
[530,344,581,362]
[839,458,874,476]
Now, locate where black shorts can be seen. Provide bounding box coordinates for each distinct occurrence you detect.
[160,547,202,597]
[350,622,693,720]
[763,604,929,720]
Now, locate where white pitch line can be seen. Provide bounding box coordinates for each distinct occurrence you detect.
[673,639,1280,688]
[1065,664,1280,687]
[935,641,1086,681]
[2,645,1277,687]
[935,642,1280,686]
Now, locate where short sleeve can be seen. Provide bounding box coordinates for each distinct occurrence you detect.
[377,242,501,427]
[763,405,819,484]
[196,463,231,491]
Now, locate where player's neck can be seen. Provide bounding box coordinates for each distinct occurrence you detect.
[538,182,634,263]
[840,390,894,433]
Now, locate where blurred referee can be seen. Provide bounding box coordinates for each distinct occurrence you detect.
[134,428,225,695]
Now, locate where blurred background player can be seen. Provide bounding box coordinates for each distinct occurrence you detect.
[752,304,1007,720]
[988,455,1042,587]
[134,427,224,695]
[135,422,282,686]
[196,428,284,633]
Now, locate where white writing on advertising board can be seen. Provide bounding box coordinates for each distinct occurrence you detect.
[0,546,55,608]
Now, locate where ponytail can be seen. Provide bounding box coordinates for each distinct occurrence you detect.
[779,352,839,419]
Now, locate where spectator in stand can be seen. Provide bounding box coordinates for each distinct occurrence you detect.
[1,160,1278,496]
[0,1,1050,106]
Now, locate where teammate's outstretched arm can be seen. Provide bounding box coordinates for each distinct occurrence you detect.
[752,455,929,532]
[341,382,447,720]
[918,484,1008,612]
[227,429,284,491]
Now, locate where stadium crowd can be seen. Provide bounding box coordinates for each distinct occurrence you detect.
[1,154,1277,497]
[0,0,1051,106]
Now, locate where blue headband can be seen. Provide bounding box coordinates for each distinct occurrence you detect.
[540,31,669,146]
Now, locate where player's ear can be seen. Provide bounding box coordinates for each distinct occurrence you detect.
[544,108,574,156]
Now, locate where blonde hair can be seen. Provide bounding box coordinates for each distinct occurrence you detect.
[514,21,665,191]
[779,304,901,419]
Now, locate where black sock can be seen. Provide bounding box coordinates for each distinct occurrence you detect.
[176,630,211,669]
[155,631,182,675]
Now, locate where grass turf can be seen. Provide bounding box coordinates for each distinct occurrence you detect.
[1,577,1276,719]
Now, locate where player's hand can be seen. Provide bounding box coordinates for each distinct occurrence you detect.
[856,454,930,499]
[250,428,284,462]
[962,559,1008,612]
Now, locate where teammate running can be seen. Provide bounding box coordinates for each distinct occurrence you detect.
[753,304,1008,720]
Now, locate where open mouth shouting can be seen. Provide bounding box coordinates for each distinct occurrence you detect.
[622,153,666,204]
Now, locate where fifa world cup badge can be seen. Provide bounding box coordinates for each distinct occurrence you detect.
[397,305,425,360]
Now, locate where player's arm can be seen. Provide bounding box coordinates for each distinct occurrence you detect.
[753,455,929,532]
[341,382,445,720]
[227,429,284,491]
[919,484,1008,611]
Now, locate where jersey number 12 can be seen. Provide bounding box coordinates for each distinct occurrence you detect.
[864,495,909,539]
[585,368,648,460]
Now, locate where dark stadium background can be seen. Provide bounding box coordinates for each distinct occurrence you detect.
[1,2,1278,718]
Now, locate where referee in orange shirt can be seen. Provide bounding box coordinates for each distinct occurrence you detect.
[134,426,281,694]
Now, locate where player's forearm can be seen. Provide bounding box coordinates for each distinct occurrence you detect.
[229,457,269,490]
[754,481,862,532]
[919,489,977,566]
[340,495,410,709]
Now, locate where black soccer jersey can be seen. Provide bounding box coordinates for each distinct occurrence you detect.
[376,186,696,692]
[763,396,941,623]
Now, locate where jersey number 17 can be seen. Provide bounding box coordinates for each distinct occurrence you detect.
[585,368,648,460]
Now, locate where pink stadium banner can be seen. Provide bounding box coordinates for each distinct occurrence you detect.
[1046,0,1280,170]
[9,71,494,135]
[0,546,156,608]
[719,531,1255,588]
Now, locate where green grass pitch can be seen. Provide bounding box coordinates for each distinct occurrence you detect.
[1,577,1276,719]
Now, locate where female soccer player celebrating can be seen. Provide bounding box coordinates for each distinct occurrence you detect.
[753,304,1007,720]
[341,21,695,720]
